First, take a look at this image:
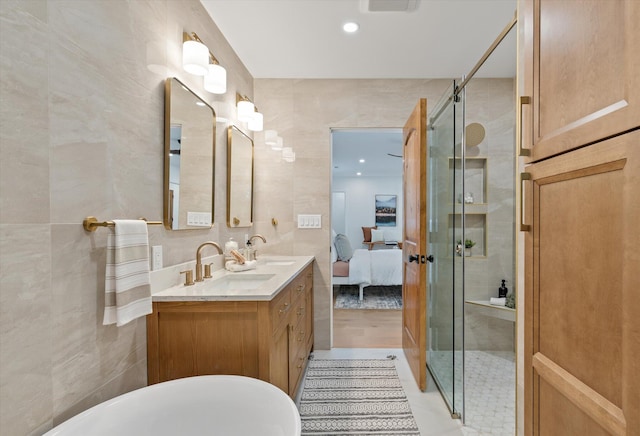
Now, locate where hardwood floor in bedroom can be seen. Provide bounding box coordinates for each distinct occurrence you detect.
[333,286,402,348]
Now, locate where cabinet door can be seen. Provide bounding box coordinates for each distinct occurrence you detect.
[523,0,640,161]
[270,322,289,394]
[523,131,639,435]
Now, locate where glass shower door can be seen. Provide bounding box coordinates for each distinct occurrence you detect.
[426,80,464,416]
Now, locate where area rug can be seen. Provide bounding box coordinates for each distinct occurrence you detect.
[298,358,420,435]
[334,285,402,310]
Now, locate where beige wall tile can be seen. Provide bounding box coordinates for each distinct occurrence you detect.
[0,0,253,433]
[0,224,53,435]
[0,1,50,224]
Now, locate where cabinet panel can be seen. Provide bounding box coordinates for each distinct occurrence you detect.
[156,306,259,382]
[270,322,289,394]
[523,0,640,161]
[524,131,639,435]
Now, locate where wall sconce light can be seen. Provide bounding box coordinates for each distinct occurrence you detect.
[183,32,227,94]
[264,130,278,147]
[272,136,284,151]
[248,111,263,131]
[236,93,263,131]
[282,147,296,163]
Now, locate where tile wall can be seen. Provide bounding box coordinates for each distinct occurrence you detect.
[0,0,252,434]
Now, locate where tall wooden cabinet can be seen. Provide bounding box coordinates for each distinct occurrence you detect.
[522,1,640,434]
[147,263,314,399]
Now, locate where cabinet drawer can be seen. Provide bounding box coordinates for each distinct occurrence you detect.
[289,345,308,396]
[291,314,307,348]
[269,288,291,334]
[290,274,307,304]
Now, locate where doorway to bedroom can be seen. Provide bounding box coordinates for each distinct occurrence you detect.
[330,128,404,348]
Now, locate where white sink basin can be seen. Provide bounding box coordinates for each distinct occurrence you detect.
[209,273,275,290]
[265,261,296,266]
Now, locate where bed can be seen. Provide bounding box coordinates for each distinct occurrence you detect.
[333,248,403,300]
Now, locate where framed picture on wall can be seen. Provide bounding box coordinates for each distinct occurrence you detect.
[375,195,397,227]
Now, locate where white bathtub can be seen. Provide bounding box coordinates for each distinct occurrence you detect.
[44,375,301,436]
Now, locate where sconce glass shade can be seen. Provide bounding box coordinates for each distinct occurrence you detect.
[237,100,255,122]
[264,130,278,146]
[272,136,284,151]
[204,64,227,94]
[248,112,263,131]
[282,147,295,162]
[183,40,209,76]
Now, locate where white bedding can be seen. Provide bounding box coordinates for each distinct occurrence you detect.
[334,248,403,300]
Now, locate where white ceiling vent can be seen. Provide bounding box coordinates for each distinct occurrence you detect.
[360,0,419,13]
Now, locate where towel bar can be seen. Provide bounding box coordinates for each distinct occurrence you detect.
[83,216,163,232]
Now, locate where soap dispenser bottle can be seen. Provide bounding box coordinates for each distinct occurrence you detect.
[498,279,508,298]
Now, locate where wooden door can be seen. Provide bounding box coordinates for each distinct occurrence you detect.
[522,0,640,161]
[523,130,640,435]
[402,99,428,391]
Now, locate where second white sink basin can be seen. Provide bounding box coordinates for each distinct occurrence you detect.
[265,261,296,266]
[209,274,275,291]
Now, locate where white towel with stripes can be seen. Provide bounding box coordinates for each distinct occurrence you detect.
[103,220,152,326]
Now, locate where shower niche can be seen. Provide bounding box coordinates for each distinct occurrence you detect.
[449,157,487,205]
[447,157,488,258]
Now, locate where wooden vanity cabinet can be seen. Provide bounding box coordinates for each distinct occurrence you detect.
[147,263,314,398]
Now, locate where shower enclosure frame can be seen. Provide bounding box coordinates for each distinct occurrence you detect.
[425,14,518,424]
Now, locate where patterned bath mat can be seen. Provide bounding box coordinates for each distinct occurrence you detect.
[334,285,402,310]
[298,358,420,435]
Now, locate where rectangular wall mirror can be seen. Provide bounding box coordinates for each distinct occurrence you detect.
[227,125,254,227]
[164,77,216,230]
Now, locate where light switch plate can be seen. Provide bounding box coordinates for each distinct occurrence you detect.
[151,245,163,271]
[187,212,212,227]
[297,214,321,229]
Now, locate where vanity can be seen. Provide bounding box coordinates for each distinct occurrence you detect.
[146,256,314,399]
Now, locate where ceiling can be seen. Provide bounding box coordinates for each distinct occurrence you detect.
[332,129,403,178]
[200,0,517,79]
[200,0,516,178]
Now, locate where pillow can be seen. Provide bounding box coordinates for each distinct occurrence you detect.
[361,226,377,242]
[371,229,385,243]
[334,234,353,261]
[331,240,338,263]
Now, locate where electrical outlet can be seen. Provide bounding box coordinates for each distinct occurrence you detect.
[151,245,163,271]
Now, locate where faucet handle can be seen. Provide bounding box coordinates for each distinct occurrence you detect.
[204,263,213,279]
[180,270,194,286]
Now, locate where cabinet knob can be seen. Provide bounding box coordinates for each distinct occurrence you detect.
[279,302,289,314]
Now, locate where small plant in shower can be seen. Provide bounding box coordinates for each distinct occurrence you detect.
[456,239,476,256]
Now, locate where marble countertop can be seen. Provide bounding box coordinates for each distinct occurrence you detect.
[152,255,315,302]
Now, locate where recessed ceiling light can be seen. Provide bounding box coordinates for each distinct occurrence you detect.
[359,158,365,163]
[343,22,359,33]
[356,172,362,176]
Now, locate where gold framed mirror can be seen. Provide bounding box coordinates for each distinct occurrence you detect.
[163,77,216,230]
[227,125,254,227]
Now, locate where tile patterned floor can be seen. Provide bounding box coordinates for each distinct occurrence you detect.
[302,348,515,435]
[430,350,515,436]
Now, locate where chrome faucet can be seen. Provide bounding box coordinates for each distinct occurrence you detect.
[195,241,223,282]
[245,234,267,261]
